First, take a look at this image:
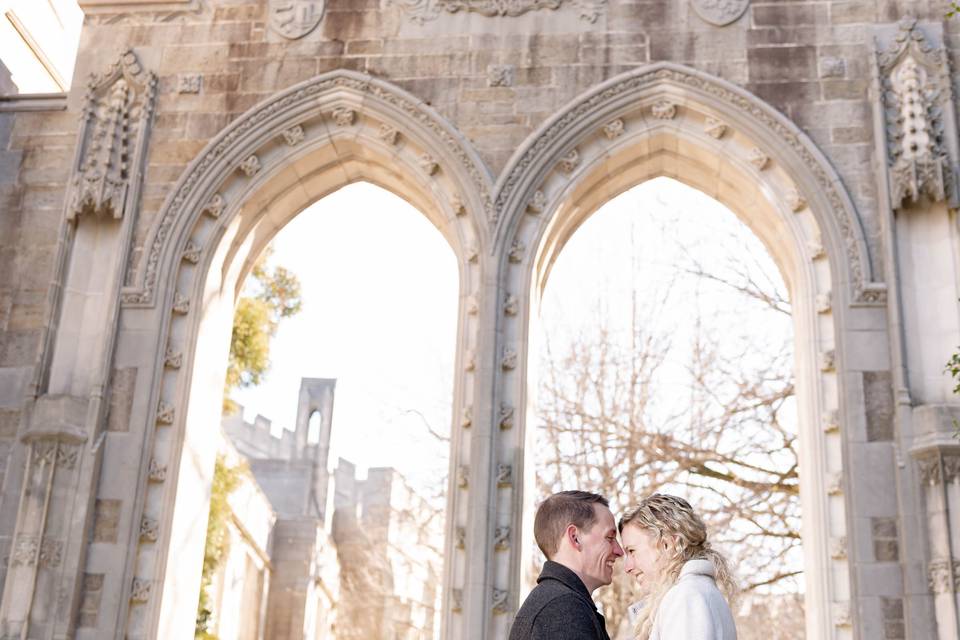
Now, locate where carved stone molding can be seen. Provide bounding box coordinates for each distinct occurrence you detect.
[508,240,525,263]
[172,293,190,315]
[124,71,492,307]
[139,516,159,542]
[457,465,469,488]
[269,0,325,39]
[928,558,960,594]
[465,348,476,372]
[875,17,958,209]
[502,348,518,370]
[130,578,151,603]
[558,148,580,174]
[785,186,806,212]
[527,190,547,214]
[651,99,677,120]
[67,50,157,222]
[177,74,201,94]
[492,588,509,614]
[822,409,840,433]
[494,526,510,550]
[163,346,182,369]
[504,293,518,316]
[378,124,400,146]
[819,349,836,372]
[830,535,847,560]
[498,404,514,430]
[816,292,832,314]
[451,194,466,216]
[281,125,305,146]
[239,154,261,177]
[466,294,479,315]
[456,526,466,549]
[833,602,852,627]
[394,0,608,24]
[496,463,512,487]
[704,116,728,139]
[181,241,202,265]
[494,62,882,304]
[827,472,843,496]
[10,536,62,568]
[691,0,749,27]
[748,147,770,170]
[602,118,624,140]
[419,153,440,176]
[462,405,472,428]
[451,588,463,612]
[156,402,175,425]
[147,459,167,482]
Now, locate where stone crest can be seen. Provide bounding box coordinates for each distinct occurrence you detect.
[269,0,326,39]
[690,0,749,26]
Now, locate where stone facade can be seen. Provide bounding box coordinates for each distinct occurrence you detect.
[1,1,960,639]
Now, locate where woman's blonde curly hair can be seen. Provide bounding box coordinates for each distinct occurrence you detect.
[619,494,738,640]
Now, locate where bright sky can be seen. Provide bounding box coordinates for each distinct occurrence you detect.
[234,178,794,506]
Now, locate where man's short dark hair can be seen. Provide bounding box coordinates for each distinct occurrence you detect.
[534,490,609,558]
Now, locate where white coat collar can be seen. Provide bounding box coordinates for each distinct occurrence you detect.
[680,558,716,579]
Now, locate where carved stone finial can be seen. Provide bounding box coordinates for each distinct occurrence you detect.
[877,17,957,208]
[68,49,157,222]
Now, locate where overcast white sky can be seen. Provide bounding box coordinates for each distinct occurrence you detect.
[234,178,793,497]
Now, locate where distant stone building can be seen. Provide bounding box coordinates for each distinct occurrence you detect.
[216,378,441,640]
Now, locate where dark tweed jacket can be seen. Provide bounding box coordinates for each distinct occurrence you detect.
[507,560,611,640]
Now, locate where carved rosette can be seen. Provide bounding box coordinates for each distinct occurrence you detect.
[876,18,958,209]
[67,50,157,222]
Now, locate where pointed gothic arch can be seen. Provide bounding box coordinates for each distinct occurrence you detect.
[482,62,887,639]
[109,70,495,639]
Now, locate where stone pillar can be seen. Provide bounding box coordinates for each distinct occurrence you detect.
[0,50,155,638]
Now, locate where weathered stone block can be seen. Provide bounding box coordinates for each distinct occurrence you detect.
[93,499,122,543]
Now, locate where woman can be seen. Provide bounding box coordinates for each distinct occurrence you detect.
[619,494,738,640]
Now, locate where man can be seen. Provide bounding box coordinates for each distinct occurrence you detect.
[508,490,624,640]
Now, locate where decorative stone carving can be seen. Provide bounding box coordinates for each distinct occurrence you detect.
[239,154,261,177]
[139,516,159,542]
[130,578,151,603]
[269,0,326,39]
[830,535,847,559]
[827,472,843,496]
[457,465,469,488]
[527,190,547,214]
[499,404,514,430]
[11,536,38,566]
[492,588,509,614]
[704,116,728,139]
[156,401,175,425]
[816,292,832,314]
[56,444,79,470]
[651,99,677,120]
[451,588,463,612]
[331,107,356,127]
[164,346,182,369]
[177,73,201,94]
[456,526,466,549]
[378,124,400,146]
[462,405,472,428]
[558,148,580,173]
[394,0,608,24]
[67,50,157,222]
[465,348,476,372]
[502,348,518,370]
[127,71,494,308]
[181,241,202,264]
[281,124,305,146]
[450,194,466,216]
[488,64,514,87]
[918,455,941,485]
[820,56,846,79]
[493,62,883,305]
[876,18,957,209]
[10,536,61,568]
[808,239,826,260]
[748,147,769,170]
[466,244,479,263]
[466,295,479,315]
[504,293,518,316]
[602,118,625,140]
[508,240,525,263]
[494,526,510,550]
[785,186,806,212]
[172,293,190,315]
[822,409,840,433]
[833,601,852,627]
[33,441,57,466]
[819,349,836,372]
[690,0,749,27]
[928,559,960,594]
[147,459,167,482]
[418,154,439,176]
[945,455,960,484]
[497,463,512,487]
[201,194,225,219]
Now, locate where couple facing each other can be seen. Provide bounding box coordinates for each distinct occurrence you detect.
[509,491,737,640]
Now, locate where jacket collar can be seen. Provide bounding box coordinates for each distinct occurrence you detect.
[538,560,595,607]
[680,558,716,579]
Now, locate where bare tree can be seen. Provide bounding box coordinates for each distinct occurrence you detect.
[535,232,803,637]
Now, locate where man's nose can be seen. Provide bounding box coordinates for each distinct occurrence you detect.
[613,540,625,557]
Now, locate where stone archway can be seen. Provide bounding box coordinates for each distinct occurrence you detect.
[486,62,889,640]
[91,69,495,639]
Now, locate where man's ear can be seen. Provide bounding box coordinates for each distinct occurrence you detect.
[565,524,581,551]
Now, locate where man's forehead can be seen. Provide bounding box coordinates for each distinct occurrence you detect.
[590,503,616,530]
